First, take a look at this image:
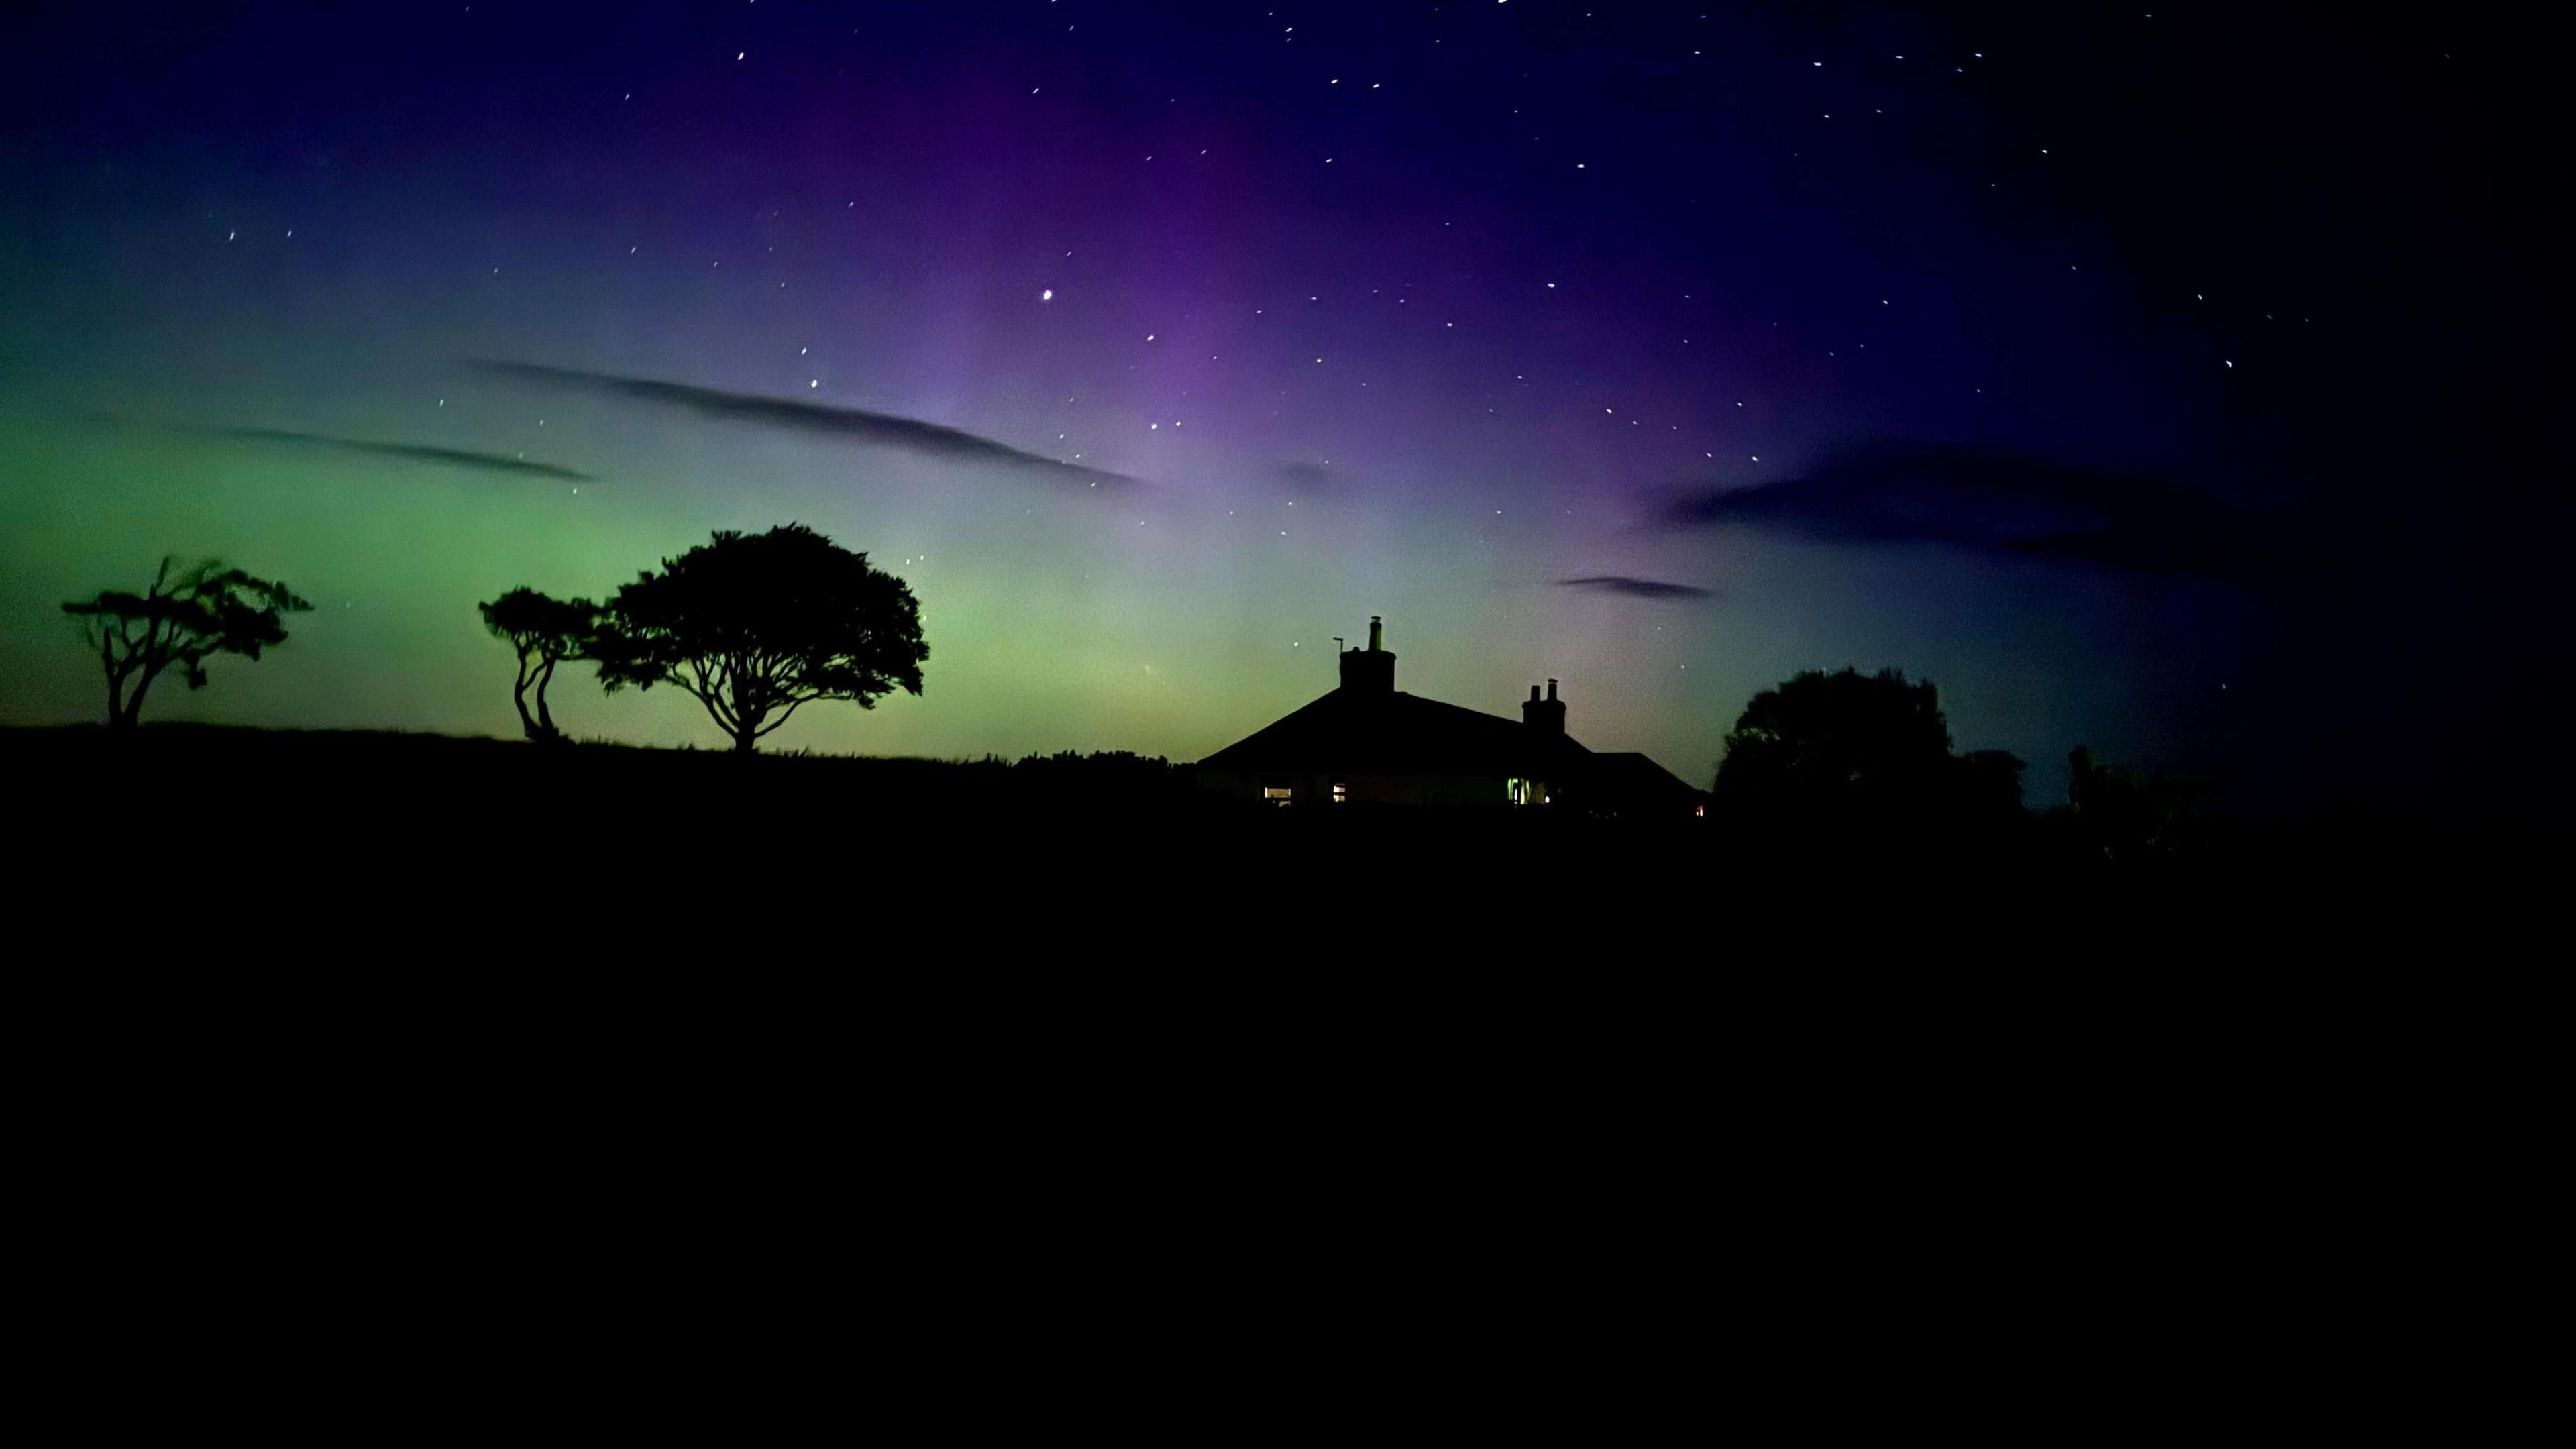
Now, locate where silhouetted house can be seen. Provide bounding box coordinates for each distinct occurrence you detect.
[1195,616,1705,815]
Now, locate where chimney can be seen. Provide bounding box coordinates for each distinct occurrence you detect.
[1523,678,1566,736]
[1338,614,1397,694]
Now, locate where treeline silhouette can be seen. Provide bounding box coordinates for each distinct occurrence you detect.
[1707,666,2228,867]
[47,529,2397,888]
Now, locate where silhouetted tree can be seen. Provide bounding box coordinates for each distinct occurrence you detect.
[62,557,312,727]
[477,588,602,743]
[1955,749,2029,819]
[1714,667,2026,836]
[1718,668,1951,810]
[588,524,927,753]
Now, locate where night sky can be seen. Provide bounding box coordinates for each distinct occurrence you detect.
[1,3,2543,811]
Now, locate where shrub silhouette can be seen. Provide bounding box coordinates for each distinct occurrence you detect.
[587,524,927,754]
[62,557,311,727]
[2061,745,2214,861]
[477,588,602,743]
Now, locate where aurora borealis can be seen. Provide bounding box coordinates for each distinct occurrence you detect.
[1,4,2541,810]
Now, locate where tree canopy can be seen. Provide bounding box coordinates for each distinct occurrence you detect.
[587,524,926,753]
[1715,667,2023,831]
[63,557,312,727]
[478,588,602,743]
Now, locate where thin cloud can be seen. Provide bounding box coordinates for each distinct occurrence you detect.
[474,360,1139,489]
[212,426,595,480]
[1275,460,1344,495]
[1556,575,1717,600]
[1658,442,2302,582]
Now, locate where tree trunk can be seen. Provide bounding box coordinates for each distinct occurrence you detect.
[731,680,762,754]
[118,665,162,728]
[534,656,561,743]
[508,650,540,741]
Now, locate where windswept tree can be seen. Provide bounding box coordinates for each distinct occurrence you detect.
[63,557,312,728]
[477,588,602,743]
[588,524,927,754]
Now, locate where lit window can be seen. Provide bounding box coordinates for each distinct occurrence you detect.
[1332,782,1348,804]
[1263,784,1293,806]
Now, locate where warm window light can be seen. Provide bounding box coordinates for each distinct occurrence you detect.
[1332,782,1348,803]
[1263,784,1293,806]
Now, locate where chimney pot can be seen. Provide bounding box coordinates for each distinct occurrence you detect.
[1338,614,1395,693]
[1523,678,1567,737]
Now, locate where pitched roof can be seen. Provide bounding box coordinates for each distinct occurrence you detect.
[1199,688,1593,776]
[1583,751,1705,805]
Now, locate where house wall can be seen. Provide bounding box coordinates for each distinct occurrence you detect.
[1193,769,1517,807]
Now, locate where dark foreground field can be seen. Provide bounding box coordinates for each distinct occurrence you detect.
[9,724,2544,1371]
[7,723,2536,966]
[12,723,1717,952]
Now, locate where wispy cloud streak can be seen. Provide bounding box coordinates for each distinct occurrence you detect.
[1555,575,1717,600]
[1659,443,2302,582]
[474,360,1138,489]
[211,426,596,480]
